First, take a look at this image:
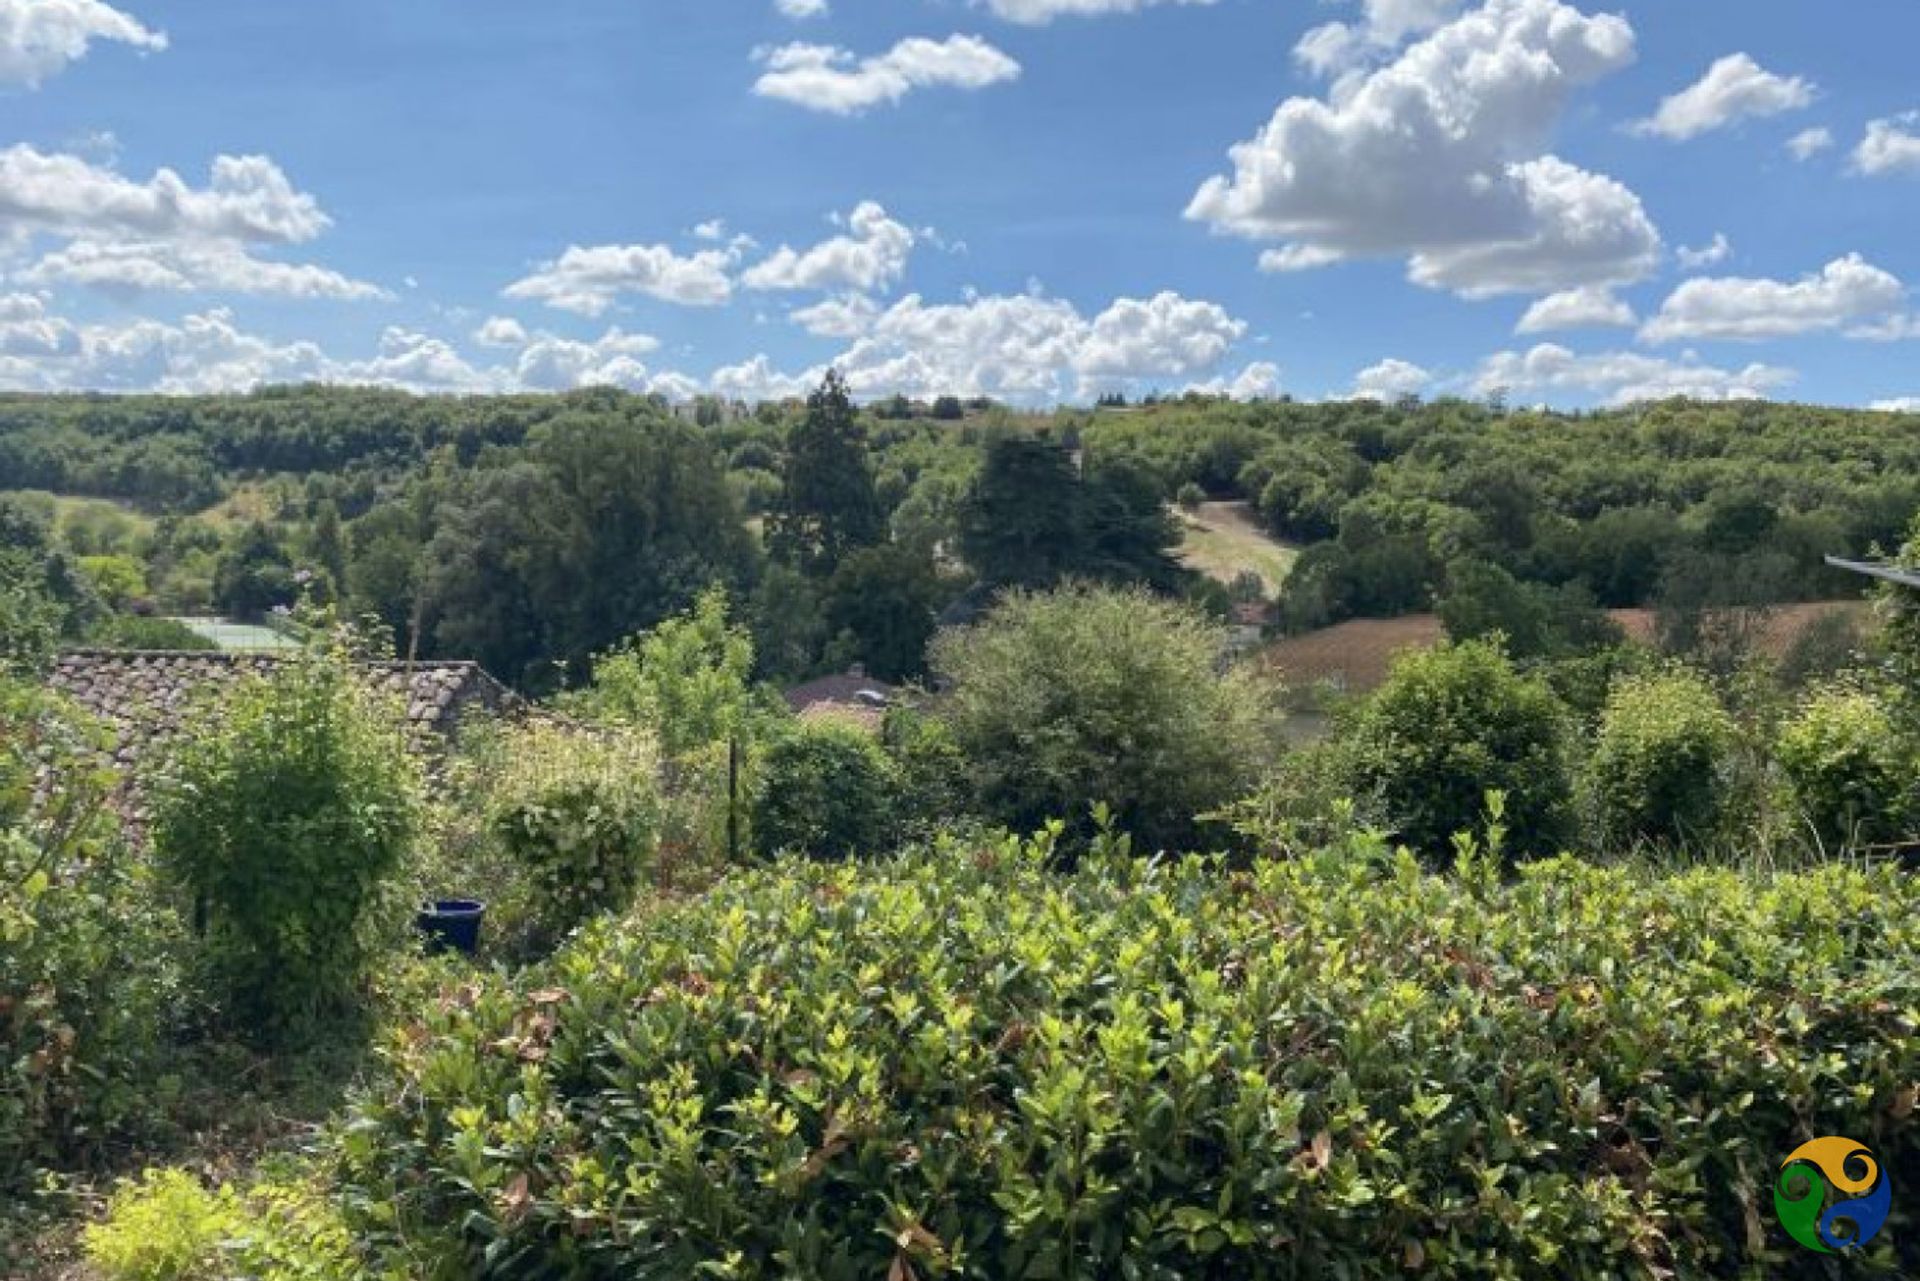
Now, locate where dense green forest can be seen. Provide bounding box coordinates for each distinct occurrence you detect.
[4,383,1913,690]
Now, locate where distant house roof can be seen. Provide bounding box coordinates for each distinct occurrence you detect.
[1231,600,1272,627]
[783,667,899,732]
[48,649,519,775]
[1825,556,1920,590]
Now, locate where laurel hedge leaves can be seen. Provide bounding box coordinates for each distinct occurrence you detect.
[329,831,1920,1279]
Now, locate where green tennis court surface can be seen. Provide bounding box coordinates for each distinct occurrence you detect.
[169,617,302,651]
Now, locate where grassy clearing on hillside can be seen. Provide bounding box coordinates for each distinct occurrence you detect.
[191,481,284,531]
[1175,501,1300,596]
[5,481,286,536]
[0,491,155,541]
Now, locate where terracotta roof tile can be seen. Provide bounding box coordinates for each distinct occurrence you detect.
[782,671,900,714]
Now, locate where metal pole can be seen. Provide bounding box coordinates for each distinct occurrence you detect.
[726,734,741,863]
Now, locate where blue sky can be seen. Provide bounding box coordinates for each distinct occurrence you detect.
[3,0,1919,408]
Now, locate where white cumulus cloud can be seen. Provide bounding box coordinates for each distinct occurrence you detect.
[980,0,1218,24]
[503,242,736,315]
[0,306,327,394]
[1631,54,1814,141]
[1294,0,1466,76]
[833,292,1091,401]
[1188,0,1659,299]
[1350,357,1432,400]
[1850,313,1920,342]
[0,292,78,357]
[723,288,1253,404]
[1185,360,1282,400]
[341,328,502,393]
[1787,127,1834,161]
[1640,253,1906,343]
[1075,291,1245,383]
[742,201,915,293]
[752,35,1019,115]
[1853,113,1920,176]
[790,293,882,338]
[1515,285,1634,334]
[1258,244,1345,274]
[1676,233,1732,270]
[0,146,385,301]
[0,0,164,89]
[0,300,708,398]
[711,353,825,402]
[1474,343,1794,405]
[870,291,1236,400]
[775,0,828,19]
[513,327,664,392]
[472,316,529,348]
[19,238,388,300]
[0,145,329,244]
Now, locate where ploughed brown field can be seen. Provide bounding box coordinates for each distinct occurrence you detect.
[1261,600,1870,697]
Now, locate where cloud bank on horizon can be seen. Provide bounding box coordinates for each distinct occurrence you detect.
[1,0,1918,409]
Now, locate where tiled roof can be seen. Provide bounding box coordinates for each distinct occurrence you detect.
[48,649,518,774]
[782,670,900,735]
[782,671,899,714]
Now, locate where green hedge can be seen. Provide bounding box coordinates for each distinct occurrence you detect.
[331,834,1919,1278]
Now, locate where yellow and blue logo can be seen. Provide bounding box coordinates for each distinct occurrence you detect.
[1774,1137,1891,1253]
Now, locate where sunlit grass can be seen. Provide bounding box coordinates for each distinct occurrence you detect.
[1174,499,1300,595]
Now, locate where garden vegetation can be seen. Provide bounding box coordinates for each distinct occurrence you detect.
[4,380,1920,1276]
[333,834,1918,1278]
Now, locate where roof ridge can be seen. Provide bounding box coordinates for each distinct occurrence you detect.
[58,648,485,669]
[60,648,257,657]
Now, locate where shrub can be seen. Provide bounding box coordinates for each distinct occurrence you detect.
[565,587,763,760]
[0,545,74,676]
[77,554,148,608]
[753,720,895,860]
[85,1167,364,1281]
[90,615,218,651]
[1776,683,1911,849]
[1,681,181,1191]
[931,583,1281,851]
[84,1168,232,1281]
[1438,560,1621,661]
[881,706,974,837]
[1585,669,1738,849]
[1537,642,1656,725]
[1775,608,1864,690]
[149,646,422,1041]
[331,842,1920,1278]
[1176,481,1206,510]
[1874,512,1920,733]
[466,722,662,951]
[1209,739,1387,861]
[1342,639,1571,858]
